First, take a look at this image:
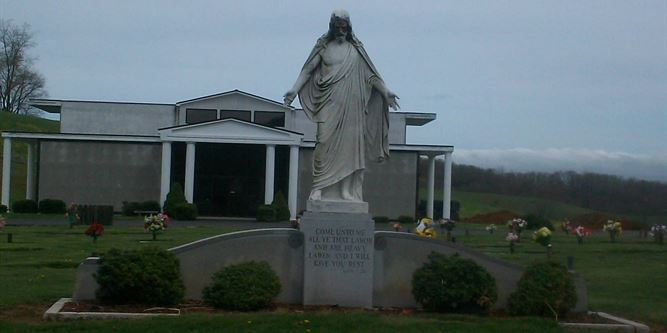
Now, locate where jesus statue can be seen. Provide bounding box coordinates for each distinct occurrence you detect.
[284,10,399,203]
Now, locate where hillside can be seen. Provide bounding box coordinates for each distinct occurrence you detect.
[0,112,60,204]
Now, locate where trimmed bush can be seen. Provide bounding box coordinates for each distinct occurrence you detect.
[121,201,141,216]
[141,200,161,212]
[203,261,281,311]
[373,216,390,223]
[38,199,66,214]
[523,214,555,230]
[11,199,38,213]
[95,247,184,306]
[397,215,415,224]
[412,252,497,314]
[508,261,577,317]
[272,191,290,222]
[171,202,197,220]
[0,204,7,214]
[163,183,187,215]
[256,204,276,222]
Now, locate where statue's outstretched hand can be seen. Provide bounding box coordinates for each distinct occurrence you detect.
[387,91,400,110]
[284,90,297,107]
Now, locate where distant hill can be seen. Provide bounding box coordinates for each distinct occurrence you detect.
[0,112,60,204]
[418,159,667,218]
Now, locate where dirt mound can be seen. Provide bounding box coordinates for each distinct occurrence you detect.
[464,210,519,225]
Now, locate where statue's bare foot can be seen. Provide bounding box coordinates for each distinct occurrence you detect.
[309,190,322,201]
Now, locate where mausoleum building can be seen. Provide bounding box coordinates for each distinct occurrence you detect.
[1,90,453,220]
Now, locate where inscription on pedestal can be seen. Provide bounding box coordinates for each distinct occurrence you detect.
[301,212,374,308]
[306,227,372,273]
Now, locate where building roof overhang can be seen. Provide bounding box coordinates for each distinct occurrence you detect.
[158,118,303,145]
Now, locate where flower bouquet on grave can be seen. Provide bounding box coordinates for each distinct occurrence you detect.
[532,227,553,258]
[561,219,572,235]
[144,213,169,241]
[572,225,591,245]
[506,232,519,254]
[603,220,622,243]
[485,224,497,234]
[84,223,104,243]
[507,218,527,242]
[649,224,666,245]
[439,218,455,241]
[415,217,437,238]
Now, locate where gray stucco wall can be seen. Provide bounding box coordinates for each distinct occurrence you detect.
[39,141,161,210]
[297,149,417,219]
[60,101,175,136]
[292,111,407,144]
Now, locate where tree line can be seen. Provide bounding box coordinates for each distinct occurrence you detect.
[421,160,667,216]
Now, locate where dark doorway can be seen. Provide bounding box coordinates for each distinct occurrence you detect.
[193,143,264,217]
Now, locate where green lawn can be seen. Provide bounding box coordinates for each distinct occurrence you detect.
[0,222,665,332]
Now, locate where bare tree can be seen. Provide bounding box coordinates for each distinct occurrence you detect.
[0,19,46,114]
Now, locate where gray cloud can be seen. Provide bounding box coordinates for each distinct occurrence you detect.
[453,148,667,183]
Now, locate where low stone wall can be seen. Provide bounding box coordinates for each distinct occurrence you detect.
[71,229,587,312]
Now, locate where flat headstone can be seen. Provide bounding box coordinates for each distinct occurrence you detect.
[301,211,374,308]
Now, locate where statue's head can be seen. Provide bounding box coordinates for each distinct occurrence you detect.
[327,9,353,42]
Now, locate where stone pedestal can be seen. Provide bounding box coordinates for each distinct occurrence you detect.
[301,211,374,308]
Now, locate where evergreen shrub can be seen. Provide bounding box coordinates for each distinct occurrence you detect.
[272,191,290,221]
[163,183,187,215]
[373,216,390,223]
[508,261,577,317]
[203,261,281,311]
[0,204,7,214]
[397,215,415,224]
[171,203,197,220]
[95,247,184,306]
[11,199,38,213]
[38,199,66,214]
[412,252,497,314]
[523,214,555,230]
[256,204,275,222]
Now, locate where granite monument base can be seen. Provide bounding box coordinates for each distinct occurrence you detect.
[300,211,374,308]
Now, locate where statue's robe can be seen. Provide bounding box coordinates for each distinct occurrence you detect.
[298,35,390,200]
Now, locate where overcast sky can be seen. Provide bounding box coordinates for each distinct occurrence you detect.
[3,0,666,182]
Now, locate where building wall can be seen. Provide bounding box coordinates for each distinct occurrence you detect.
[39,141,161,211]
[297,149,417,219]
[60,102,175,136]
[292,111,407,144]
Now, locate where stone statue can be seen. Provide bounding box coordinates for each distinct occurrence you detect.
[284,10,399,203]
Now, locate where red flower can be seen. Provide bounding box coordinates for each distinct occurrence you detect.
[85,223,104,237]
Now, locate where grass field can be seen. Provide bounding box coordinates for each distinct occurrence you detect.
[0,220,665,332]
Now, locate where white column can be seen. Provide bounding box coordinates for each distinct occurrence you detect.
[426,154,436,219]
[159,141,172,209]
[264,144,276,205]
[443,151,453,219]
[26,143,36,200]
[184,142,196,203]
[288,145,300,220]
[1,137,11,208]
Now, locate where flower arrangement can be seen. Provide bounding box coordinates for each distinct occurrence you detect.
[84,223,104,243]
[532,227,553,258]
[649,224,666,244]
[415,217,437,238]
[603,220,622,243]
[506,232,519,253]
[572,225,591,245]
[507,218,527,242]
[144,213,169,240]
[561,219,572,235]
[485,224,497,234]
[392,223,401,232]
[0,215,5,230]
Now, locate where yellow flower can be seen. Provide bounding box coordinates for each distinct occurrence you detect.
[304,319,310,324]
